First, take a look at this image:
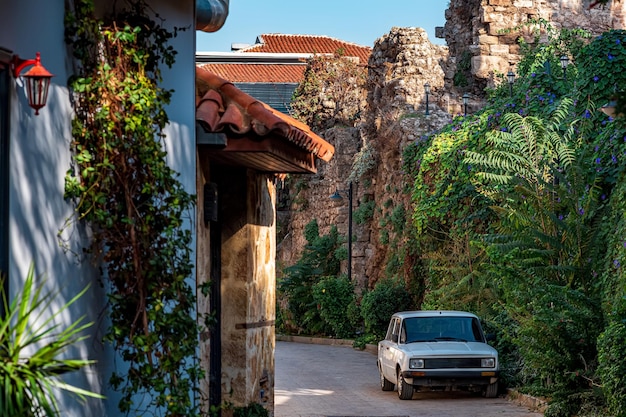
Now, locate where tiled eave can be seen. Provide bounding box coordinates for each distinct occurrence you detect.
[196,67,334,174]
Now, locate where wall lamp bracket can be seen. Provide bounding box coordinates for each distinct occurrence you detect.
[11,52,54,115]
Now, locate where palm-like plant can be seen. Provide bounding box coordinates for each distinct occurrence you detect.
[0,264,104,416]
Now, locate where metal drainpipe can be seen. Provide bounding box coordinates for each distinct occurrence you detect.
[196,0,229,32]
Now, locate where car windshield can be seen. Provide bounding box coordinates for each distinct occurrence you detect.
[402,316,484,343]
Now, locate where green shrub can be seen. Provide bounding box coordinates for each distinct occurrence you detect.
[279,220,342,335]
[353,198,375,225]
[312,275,357,339]
[598,301,626,417]
[360,278,413,339]
[233,403,269,417]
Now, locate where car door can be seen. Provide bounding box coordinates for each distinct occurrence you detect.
[379,317,401,381]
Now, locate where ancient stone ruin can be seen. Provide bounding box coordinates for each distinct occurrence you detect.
[277,0,626,290]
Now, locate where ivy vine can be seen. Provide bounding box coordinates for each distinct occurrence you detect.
[64,1,201,416]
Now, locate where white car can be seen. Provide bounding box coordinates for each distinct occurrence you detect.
[377,310,499,400]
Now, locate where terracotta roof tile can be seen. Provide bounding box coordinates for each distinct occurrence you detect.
[198,63,305,83]
[196,67,334,163]
[242,34,371,64]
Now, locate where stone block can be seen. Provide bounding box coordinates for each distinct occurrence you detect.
[489,0,512,5]
[490,44,511,56]
[478,34,500,45]
[513,0,534,8]
[472,55,509,79]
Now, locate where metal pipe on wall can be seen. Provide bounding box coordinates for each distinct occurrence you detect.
[196,0,229,32]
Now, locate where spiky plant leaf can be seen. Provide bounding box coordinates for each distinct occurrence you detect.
[0,264,104,417]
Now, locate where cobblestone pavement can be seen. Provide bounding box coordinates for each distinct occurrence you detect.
[275,341,544,417]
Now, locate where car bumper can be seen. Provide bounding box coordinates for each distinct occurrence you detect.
[401,370,499,386]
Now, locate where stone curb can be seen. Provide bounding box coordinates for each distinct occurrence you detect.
[276,334,547,412]
[276,334,378,354]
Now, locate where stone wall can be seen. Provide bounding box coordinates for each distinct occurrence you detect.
[442,0,626,94]
[277,0,626,293]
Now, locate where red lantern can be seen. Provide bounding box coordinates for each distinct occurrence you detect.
[12,52,54,115]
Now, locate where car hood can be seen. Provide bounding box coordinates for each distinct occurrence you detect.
[401,341,497,356]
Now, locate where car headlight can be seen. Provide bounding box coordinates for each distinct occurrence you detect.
[481,358,496,368]
[409,358,424,369]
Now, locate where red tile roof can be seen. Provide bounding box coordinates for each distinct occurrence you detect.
[198,34,371,85]
[196,67,335,171]
[242,34,371,64]
[198,63,305,83]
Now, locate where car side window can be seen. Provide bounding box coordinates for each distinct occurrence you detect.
[399,321,407,344]
[386,318,402,343]
[385,318,397,341]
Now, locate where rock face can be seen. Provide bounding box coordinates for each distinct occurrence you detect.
[277,0,626,292]
[443,0,625,94]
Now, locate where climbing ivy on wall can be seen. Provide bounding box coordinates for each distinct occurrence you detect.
[64,1,201,416]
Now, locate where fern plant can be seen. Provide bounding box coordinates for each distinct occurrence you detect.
[464,98,605,403]
[464,98,601,287]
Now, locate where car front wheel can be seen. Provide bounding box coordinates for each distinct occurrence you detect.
[379,365,395,391]
[484,381,499,398]
[397,370,414,400]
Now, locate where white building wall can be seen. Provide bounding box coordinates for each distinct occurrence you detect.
[0,0,196,415]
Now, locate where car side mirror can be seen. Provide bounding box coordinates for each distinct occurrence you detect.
[391,334,399,343]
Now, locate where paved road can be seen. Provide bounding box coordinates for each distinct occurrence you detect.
[275,341,544,417]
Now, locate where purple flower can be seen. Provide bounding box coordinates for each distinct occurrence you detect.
[602,194,607,200]
[593,75,600,82]
[617,39,621,44]
[531,73,536,77]
[623,241,626,248]
[596,157,602,164]
[558,214,564,220]
[614,259,621,268]
[612,155,618,163]
[578,208,585,215]
[584,109,592,119]
[608,53,615,61]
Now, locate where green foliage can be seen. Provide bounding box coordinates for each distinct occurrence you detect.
[576,30,626,116]
[312,276,357,338]
[350,143,377,181]
[291,52,367,130]
[279,220,343,335]
[353,197,375,225]
[453,49,472,87]
[360,278,413,339]
[233,403,269,417]
[0,265,103,417]
[400,22,626,414]
[64,1,201,416]
[598,299,626,417]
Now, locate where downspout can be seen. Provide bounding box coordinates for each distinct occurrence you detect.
[196,0,229,32]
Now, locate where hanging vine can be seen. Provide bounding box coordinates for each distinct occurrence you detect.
[64,1,201,416]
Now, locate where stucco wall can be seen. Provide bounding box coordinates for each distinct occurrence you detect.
[0,0,196,415]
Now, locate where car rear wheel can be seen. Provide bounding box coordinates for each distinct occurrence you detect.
[379,365,394,391]
[484,381,499,398]
[397,370,414,400]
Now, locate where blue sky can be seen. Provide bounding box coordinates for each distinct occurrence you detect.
[196,0,448,52]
